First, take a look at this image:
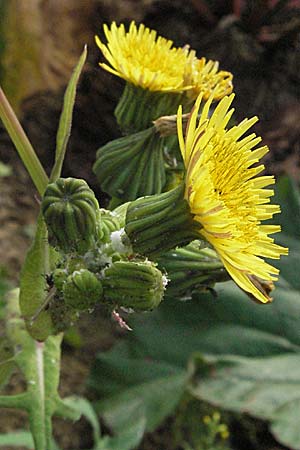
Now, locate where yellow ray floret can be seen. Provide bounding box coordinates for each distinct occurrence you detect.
[177,94,288,303]
[95,21,190,92]
[184,54,233,101]
[95,21,233,99]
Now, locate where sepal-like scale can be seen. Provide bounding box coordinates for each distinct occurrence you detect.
[102,260,165,311]
[157,241,229,298]
[93,128,166,201]
[42,178,100,254]
[115,82,185,133]
[125,184,199,258]
[98,209,122,243]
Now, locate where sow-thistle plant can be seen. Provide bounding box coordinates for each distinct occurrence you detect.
[0,20,288,449]
[93,21,233,202]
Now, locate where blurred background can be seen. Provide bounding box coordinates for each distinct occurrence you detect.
[0,1,299,449]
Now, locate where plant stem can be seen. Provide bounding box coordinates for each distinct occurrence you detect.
[0,393,29,409]
[0,86,49,195]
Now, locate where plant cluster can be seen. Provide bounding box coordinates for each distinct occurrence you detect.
[0,20,292,450]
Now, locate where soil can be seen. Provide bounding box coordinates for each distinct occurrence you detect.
[0,1,299,449]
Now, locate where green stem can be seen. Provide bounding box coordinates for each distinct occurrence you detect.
[0,393,29,409]
[0,86,49,195]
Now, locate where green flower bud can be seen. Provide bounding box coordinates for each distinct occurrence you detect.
[157,241,229,298]
[42,178,100,254]
[125,184,199,258]
[66,255,87,273]
[63,269,103,310]
[52,268,68,292]
[93,128,166,201]
[99,209,122,243]
[49,295,78,334]
[102,260,165,311]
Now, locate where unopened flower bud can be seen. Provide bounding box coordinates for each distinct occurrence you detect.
[125,184,199,258]
[102,260,165,311]
[52,268,68,292]
[42,178,100,254]
[63,269,103,310]
[99,209,122,243]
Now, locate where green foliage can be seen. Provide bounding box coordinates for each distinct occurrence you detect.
[90,176,300,450]
[19,214,58,340]
[19,45,87,341]
[0,336,15,388]
[50,46,87,183]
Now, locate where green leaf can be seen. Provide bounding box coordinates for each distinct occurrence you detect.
[271,176,300,240]
[62,396,101,446]
[90,343,188,449]
[101,417,146,450]
[50,46,87,182]
[0,336,15,388]
[189,352,300,449]
[19,214,58,340]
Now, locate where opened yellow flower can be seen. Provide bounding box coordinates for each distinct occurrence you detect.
[177,94,288,303]
[95,21,233,99]
[95,21,190,93]
[185,55,233,101]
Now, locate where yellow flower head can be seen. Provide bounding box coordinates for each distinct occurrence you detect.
[185,54,233,101]
[95,21,190,93]
[177,94,288,303]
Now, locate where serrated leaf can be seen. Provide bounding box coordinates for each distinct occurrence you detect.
[50,45,87,182]
[90,344,187,449]
[19,214,58,340]
[62,396,101,446]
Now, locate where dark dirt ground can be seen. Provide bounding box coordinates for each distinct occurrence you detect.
[0,1,299,449]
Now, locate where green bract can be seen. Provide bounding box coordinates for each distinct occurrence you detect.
[99,209,122,243]
[102,260,165,311]
[63,269,103,310]
[93,128,166,201]
[42,177,100,254]
[157,241,228,298]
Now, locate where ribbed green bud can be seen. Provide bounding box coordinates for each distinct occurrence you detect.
[102,260,165,311]
[52,268,68,292]
[157,241,229,298]
[125,184,199,258]
[115,83,185,133]
[99,209,122,243]
[93,128,166,201]
[112,202,130,228]
[42,178,100,254]
[63,269,103,310]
